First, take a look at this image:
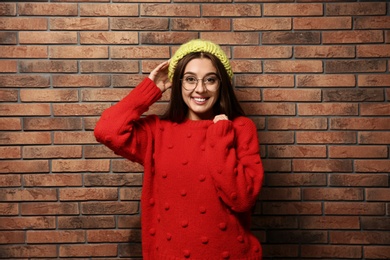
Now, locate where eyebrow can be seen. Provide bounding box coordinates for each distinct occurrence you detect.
[183,72,218,77]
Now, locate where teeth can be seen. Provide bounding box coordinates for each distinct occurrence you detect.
[194,98,206,102]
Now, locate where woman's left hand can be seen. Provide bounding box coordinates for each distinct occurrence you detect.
[213,114,229,123]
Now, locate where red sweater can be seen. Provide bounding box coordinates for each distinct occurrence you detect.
[94,78,264,260]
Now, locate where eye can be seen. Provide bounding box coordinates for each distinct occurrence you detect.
[204,77,217,84]
[184,76,197,84]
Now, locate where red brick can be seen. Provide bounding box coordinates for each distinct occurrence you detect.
[263,202,322,215]
[296,131,356,144]
[58,216,115,229]
[267,230,327,244]
[18,3,78,16]
[266,173,326,187]
[297,74,356,87]
[60,188,118,201]
[53,103,110,116]
[0,118,21,131]
[0,46,47,58]
[264,3,322,16]
[0,174,22,188]
[21,89,78,102]
[325,202,385,215]
[241,103,295,116]
[234,46,292,59]
[21,202,79,215]
[80,3,138,16]
[235,88,261,101]
[0,203,18,215]
[0,132,51,145]
[0,147,20,159]
[141,32,199,44]
[294,17,351,30]
[0,17,47,30]
[355,160,390,173]
[364,246,390,259]
[358,74,390,87]
[361,217,390,230]
[81,201,138,215]
[355,16,390,29]
[326,60,386,73]
[359,132,390,144]
[111,160,144,173]
[0,245,57,258]
[80,60,138,74]
[111,46,169,59]
[19,60,77,73]
[264,60,323,73]
[84,173,143,186]
[19,31,77,44]
[235,75,294,87]
[0,89,18,101]
[293,159,352,173]
[0,75,49,88]
[0,216,55,230]
[357,45,390,58]
[331,118,390,130]
[202,32,259,45]
[49,46,108,59]
[118,215,141,228]
[262,245,299,258]
[263,89,321,102]
[0,160,49,173]
[330,231,390,245]
[0,3,16,16]
[268,145,326,158]
[259,188,300,201]
[27,230,85,243]
[0,60,17,72]
[323,30,383,44]
[262,31,320,45]
[23,174,82,187]
[329,145,388,159]
[268,118,327,130]
[366,188,390,202]
[0,188,57,201]
[59,244,117,257]
[261,159,292,173]
[52,159,110,173]
[258,132,295,145]
[298,103,358,116]
[303,188,363,201]
[111,17,168,30]
[301,245,361,258]
[87,229,141,242]
[1,104,51,116]
[53,132,98,145]
[234,18,291,31]
[80,32,138,44]
[0,231,24,244]
[0,32,16,44]
[141,4,199,16]
[23,146,82,159]
[50,17,108,30]
[81,89,129,102]
[300,216,360,229]
[53,74,110,87]
[171,18,230,31]
[119,187,142,200]
[360,103,390,116]
[295,45,354,58]
[84,145,119,159]
[326,2,386,16]
[203,4,261,17]
[330,174,388,187]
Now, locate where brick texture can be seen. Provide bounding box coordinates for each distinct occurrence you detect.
[0,1,389,259]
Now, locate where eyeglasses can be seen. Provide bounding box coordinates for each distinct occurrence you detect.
[181,74,220,92]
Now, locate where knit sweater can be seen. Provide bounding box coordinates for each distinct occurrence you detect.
[94,78,264,260]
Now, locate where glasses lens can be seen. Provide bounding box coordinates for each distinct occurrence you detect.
[182,75,219,91]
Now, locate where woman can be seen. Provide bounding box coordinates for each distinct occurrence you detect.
[94,39,264,259]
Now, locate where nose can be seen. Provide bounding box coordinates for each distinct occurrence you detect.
[194,80,206,92]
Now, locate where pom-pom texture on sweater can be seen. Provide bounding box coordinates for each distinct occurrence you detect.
[94,78,264,260]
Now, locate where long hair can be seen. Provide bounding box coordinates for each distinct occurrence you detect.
[161,52,245,123]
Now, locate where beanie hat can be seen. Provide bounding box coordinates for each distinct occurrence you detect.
[168,39,233,81]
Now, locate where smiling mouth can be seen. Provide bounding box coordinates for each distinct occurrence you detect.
[192,97,209,104]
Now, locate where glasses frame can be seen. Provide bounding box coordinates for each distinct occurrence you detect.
[180,73,221,92]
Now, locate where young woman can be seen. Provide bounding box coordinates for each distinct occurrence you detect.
[94,39,264,260]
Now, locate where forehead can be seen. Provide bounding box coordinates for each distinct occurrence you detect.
[184,58,217,74]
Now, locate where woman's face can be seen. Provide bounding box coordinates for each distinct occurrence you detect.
[181,58,220,120]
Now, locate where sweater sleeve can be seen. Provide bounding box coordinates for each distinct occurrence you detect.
[205,117,264,212]
[94,77,162,165]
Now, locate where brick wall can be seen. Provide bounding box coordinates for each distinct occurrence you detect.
[0,1,389,259]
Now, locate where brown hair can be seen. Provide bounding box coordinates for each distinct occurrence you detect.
[161,52,245,123]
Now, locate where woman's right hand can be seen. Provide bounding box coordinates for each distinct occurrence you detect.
[148,60,172,93]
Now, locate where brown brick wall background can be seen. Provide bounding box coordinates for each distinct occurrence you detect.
[0,0,389,259]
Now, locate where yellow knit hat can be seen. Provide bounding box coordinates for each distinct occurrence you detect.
[168,39,233,81]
